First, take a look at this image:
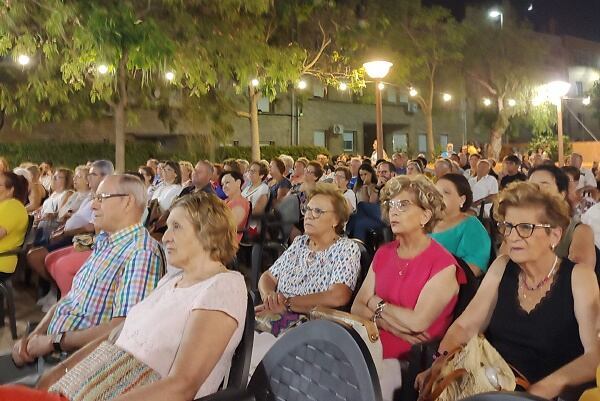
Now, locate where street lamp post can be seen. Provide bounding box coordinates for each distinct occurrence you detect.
[363,60,393,160]
[488,9,504,29]
[544,81,571,166]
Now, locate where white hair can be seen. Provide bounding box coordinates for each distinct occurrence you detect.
[115,174,147,209]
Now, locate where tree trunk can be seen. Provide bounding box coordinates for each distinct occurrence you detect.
[114,52,129,172]
[489,97,507,160]
[425,109,435,160]
[249,87,261,162]
[114,102,126,172]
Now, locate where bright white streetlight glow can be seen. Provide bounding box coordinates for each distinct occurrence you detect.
[583,96,591,106]
[508,99,517,107]
[545,81,571,98]
[489,9,502,19]
[442,93,452,102]
[363,60,393,79]
[377,82,385,90]
[409,87,418,97]
[531,96,544,106]
[97,64,109,74]
[297,80,307,90]
[483,98,492,106]
[251,78,259,87]
[17,54,30,66]
[528,4,533,11]
[165,71,175,81]
[339,82,348,91]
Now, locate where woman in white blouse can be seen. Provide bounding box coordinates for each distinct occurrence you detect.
[242,161,269,216]
[151,161,183,212]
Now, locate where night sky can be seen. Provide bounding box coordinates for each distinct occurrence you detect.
[425,0,600,42]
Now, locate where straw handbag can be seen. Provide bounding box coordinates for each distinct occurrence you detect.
[418,335,529,401]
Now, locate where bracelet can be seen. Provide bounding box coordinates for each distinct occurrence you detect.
[284,297,293,312]
[372,300,387,322]
[60,361,69,374]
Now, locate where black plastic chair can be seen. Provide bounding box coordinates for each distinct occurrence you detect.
[248,212,292,292]
[202,319,382,401]
[458,391,549,401]
[347,238,372,309]
[223,292,255,391]
[0,215,35,339]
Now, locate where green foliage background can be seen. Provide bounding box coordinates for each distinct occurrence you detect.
[0,143,329,170]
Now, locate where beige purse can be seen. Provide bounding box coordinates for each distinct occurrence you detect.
[418,335,529,401]
[49,341,161,401]
[309,306,384,377]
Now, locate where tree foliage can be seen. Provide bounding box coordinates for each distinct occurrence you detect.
[462,5,555,159]
[348,0,465,159]
[0,0,274,170]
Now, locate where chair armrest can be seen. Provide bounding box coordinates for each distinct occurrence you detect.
[194,388,254,401]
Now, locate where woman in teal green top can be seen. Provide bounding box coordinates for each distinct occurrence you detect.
[431,173,491,276]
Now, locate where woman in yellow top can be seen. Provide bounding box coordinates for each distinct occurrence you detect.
[0,172,29,276]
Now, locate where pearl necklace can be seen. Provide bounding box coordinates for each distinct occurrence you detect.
[519,255,558,296]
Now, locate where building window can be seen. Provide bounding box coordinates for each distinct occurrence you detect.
[440,134,449,150]
[418,134,427,153]
[257,97,271,113]
[575,81,584,97]
[392,132,408,152]
[342,132,355,152]
[313,81,325,98]
[313,131,326,147]
[386,88,397,103]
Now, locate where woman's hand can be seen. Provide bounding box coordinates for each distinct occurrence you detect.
[528,378,563,399]
[378,319,430,345]
[255,292,287,315]
[25,334,53,359]
[11,337,35,367]
[415,367,432,392]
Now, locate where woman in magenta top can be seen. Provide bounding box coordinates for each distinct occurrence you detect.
[221,171,250,242]
[352,175,465,400]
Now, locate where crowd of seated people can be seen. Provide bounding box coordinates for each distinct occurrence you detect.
[0,146,598,401]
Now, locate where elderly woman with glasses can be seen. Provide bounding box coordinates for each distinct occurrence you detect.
[417,181,600,399]
[251,184,361,369]
[257,183,360,316]
[351,175,465,401]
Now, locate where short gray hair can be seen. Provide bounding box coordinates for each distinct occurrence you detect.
[91,160,115,176]
[115,174,147,209]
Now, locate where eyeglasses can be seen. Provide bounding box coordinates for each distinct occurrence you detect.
[305,170,316,176]
[385,199,415,212]
[497,221,553,239]
[301,205,333,218]
[92,193,129,203]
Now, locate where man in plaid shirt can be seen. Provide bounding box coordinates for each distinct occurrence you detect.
[11,174,164,366]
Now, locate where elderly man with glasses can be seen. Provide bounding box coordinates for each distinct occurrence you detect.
[27,160,115,310]
[2,174,164,382]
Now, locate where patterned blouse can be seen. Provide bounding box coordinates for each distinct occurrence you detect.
[269,235,361,297]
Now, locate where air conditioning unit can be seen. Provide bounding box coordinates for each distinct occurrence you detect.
[331,124,344,135]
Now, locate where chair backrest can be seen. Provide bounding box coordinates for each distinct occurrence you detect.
[224,292,255,390]
[459,391,549,401]
[452,255,481,320]
[273,193,301,242]
[248,319,382,401]
[21,215,35,249]
[349,238,372,304]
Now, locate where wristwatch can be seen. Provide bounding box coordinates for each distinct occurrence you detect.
[52,332,65,353]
